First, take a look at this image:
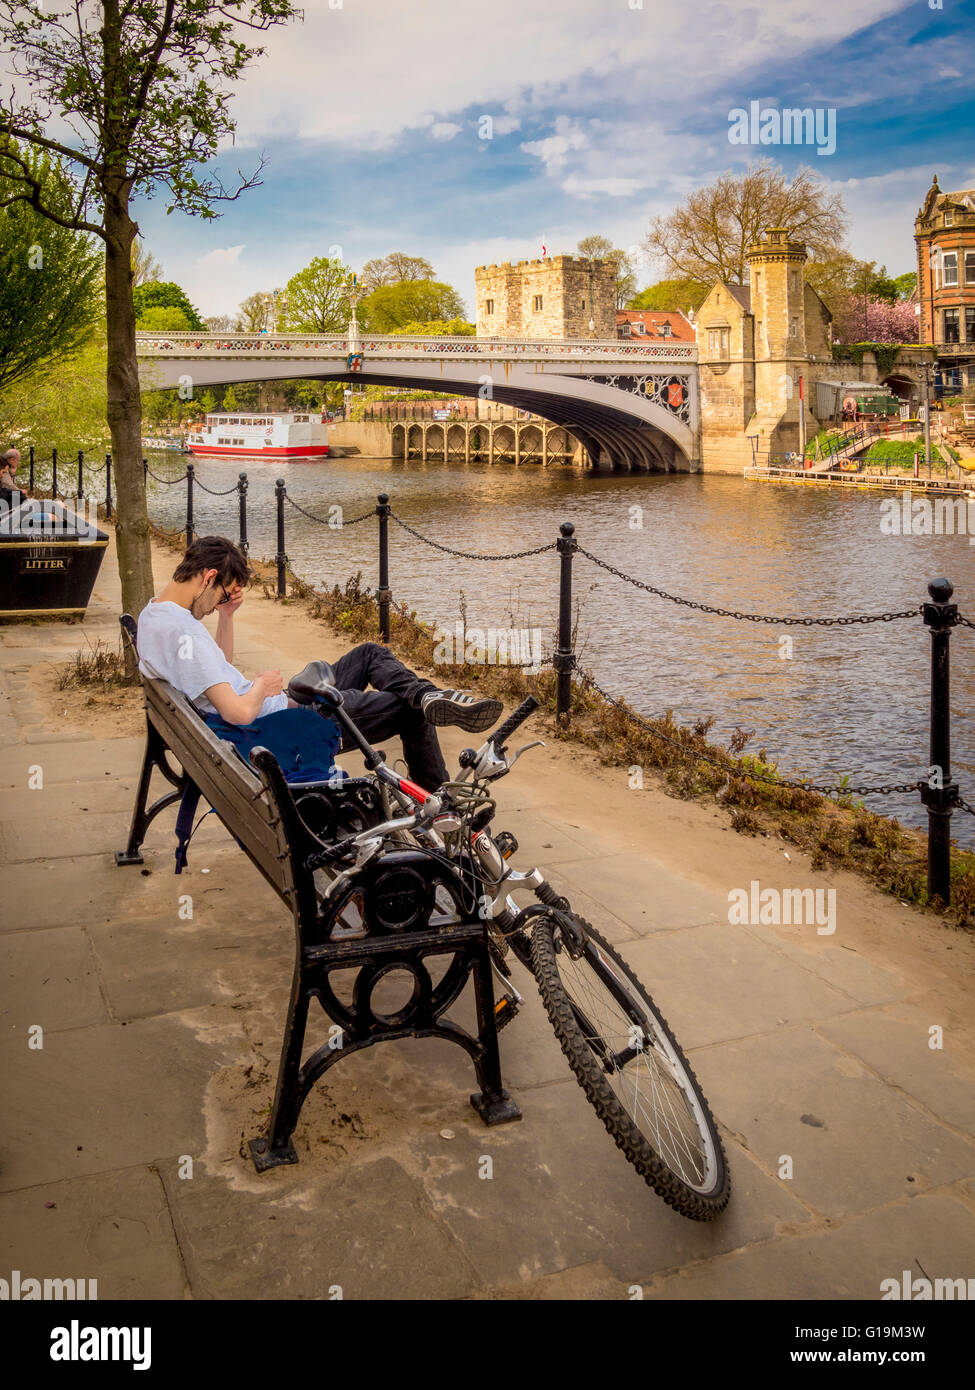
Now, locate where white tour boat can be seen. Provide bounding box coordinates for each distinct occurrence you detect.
[186,411,329,460]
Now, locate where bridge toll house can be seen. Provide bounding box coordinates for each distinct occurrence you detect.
[697,228,832,471]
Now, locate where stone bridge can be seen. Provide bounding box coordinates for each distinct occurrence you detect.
[135,332,700,472]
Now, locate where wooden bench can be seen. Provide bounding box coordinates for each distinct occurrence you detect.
[115,613,519,1170]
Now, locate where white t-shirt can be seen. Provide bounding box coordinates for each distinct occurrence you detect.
[137,599,287,720]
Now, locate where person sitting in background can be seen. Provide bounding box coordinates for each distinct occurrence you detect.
[0,448,20,509]
[137,535,503,792]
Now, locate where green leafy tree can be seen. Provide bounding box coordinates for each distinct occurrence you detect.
[0,329,108,462]
[627,277,710,313]
[222,385,239,411]
[280,256,350,333]
[389,318,475,336]
[892,271,917,301]
[198,389,217,414]
[132,281,205,332]
[136,305,193,332]
[360,252,434,288]
[0,142,102,395]
[361,280,465,332]
[0,0,301,630]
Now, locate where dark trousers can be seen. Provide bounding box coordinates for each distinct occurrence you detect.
[329,643,445,790]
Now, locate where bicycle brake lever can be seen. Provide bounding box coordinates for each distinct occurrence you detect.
[504,739,545,771]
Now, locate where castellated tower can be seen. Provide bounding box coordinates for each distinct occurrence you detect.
[475,255,617,339]
[747,228,813,430]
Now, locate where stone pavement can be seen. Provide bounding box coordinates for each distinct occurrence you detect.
[2,535,974,1301]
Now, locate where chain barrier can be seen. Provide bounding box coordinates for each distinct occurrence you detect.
[192,476,240,496]
[389,511,558,562]
[957,616,975,631]
[145,464,188,485]
[578,668,922,798]
[958,797,975,817]
[575,545,920,628]
[284,493,374,528]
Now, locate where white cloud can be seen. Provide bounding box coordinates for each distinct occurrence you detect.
[226,0,904,151]
[430,122,463,141]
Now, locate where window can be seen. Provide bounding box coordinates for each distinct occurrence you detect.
[620,323,631,336]
[790,317,798,337]
[757,320,764,342]
[707,328,730,353]
[966,307,975,343]
[485,299,494,314]
[533,295,543,312]
[943,308,960,344]
[634,322,646,334]
[966,252,975,284]
[944,210,954,227]
[942,252,958,287]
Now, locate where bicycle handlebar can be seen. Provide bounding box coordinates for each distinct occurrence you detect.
[491,695,539,750]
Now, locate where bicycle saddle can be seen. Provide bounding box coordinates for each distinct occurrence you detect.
[287,660,344,708]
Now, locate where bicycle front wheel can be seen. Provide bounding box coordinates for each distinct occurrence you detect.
[530,913,730,1221]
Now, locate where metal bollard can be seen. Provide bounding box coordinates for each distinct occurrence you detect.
[275,478,286,597]
[105,454,113,519]
[52,447,58,497]
[77,450,84,497]
[185,462,195,548]
[238,472,248,553]
[143,457,148,484]
[920,578,959,904]
[29,446,35,492]
[377,492,391,642]
[554,521,577,724]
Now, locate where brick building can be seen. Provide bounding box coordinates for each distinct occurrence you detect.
[475,255,617,339]
[915,175,975,392]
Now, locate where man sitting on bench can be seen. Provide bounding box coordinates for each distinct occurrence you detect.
[137,535,502,791]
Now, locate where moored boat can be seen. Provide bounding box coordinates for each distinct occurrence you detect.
[186,411,329,459]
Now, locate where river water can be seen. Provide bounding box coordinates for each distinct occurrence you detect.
[145,452,975,845]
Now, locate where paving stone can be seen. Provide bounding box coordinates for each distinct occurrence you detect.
[617,923,859,1049]
[554,852,726,934]
[0,737,145,788]
[644,1193,975,1300]
[0,1165,187,1300]
[88,915,292,1021]
[0,1015,238,1191]
[0,925,108,1031]
[405,1078,805,1287]
[161,1156,477,1300]
[818,1004,975,1133]
[741,923,908,1007]
[698,1026,975,1219]
[1,846,287,933]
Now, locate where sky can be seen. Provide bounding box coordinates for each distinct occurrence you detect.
[124,0,975,319]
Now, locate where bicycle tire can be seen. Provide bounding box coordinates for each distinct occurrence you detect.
[530,912,730,1221]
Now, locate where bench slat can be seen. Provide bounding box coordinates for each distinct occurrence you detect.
[142,677,294,900]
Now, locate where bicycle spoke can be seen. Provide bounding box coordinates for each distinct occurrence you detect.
[554,946,714,1189]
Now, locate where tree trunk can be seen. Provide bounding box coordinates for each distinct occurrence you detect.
[104,198,153,670]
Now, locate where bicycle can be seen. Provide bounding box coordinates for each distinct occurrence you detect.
[286,660,731,1222]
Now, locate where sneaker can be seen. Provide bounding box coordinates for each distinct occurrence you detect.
[420,688,503,732]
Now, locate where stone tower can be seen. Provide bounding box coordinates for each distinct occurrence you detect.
[697,227,832,470]
[475,255,617,339]
[746,227,814,432]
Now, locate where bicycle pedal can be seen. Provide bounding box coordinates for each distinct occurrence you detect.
[493,993,520,1031]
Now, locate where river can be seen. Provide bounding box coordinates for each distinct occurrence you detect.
[144,452,975,845]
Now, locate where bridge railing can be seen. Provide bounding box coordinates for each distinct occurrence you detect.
[134,331,696,362]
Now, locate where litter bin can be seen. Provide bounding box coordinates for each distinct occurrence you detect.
[0,496,108,619]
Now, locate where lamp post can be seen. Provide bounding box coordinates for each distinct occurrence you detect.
[921,361,933,469]
[587,258,596,338]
